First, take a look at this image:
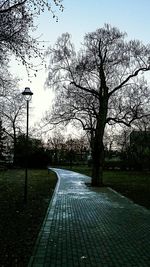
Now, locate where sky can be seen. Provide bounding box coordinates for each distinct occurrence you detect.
[11,0,150,129]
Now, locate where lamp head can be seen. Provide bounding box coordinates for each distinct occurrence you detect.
[22,87,33,101]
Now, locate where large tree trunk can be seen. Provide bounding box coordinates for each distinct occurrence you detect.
[91,129,104,186]
[91,94,108,186]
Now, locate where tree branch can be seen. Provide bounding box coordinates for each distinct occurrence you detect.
[107,113,150,127]
[70,81,99,98]
[109,67,150,96]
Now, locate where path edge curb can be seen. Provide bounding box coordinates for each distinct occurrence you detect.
[28,168,61,266]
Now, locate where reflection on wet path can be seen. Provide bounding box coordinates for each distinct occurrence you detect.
[29,168,150,267]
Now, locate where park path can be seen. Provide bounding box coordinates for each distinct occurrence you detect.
[28,168,150,267]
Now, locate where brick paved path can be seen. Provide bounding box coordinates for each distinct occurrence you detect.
[28,168,150,267]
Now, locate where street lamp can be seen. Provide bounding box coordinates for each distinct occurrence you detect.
[22,87,33,204]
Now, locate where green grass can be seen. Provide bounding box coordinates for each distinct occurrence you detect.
[0,169,57,267]
[65,166,150,209]
[103,170,150,209]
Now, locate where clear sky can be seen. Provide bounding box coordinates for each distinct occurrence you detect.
[12,0,150,127]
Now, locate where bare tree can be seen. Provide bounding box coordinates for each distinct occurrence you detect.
[0,0,64,161]
[0,83,26,164]
[45,24,150,186]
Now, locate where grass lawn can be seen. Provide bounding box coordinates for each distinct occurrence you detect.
[0,169,57,267]
[65,166,150,210]
[104,170,150,209]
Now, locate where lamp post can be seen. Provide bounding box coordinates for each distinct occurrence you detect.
[22,87,33,204]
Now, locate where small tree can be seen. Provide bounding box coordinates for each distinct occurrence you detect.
[0,84,26,165]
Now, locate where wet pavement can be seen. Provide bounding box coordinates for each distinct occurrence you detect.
[28,168,150,267]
